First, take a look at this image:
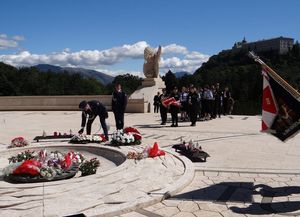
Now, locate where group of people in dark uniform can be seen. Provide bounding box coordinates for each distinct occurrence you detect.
[76,82,234,139]
[78,83,127,140]
[154,83,234,127]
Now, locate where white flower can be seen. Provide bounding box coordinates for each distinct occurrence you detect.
[2,162,22,175]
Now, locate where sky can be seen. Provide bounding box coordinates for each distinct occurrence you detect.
[0,0,300,76]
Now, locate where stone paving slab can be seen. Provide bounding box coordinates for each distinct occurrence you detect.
[0,143,193,217]
[1,111,300,216]
[126,171,300,217]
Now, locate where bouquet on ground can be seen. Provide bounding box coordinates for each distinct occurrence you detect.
[79,158,100,176]
[70,134,107,144]
[172,140,210,162]
[127,142,165,160]
[33,130,74,142]
[3,149,100,182]
[8,137,30,149]
[111,127,142,146]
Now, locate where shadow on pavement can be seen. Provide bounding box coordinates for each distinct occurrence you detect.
[171,182,300,215]
[230,184,300,215]
[171,182,254,203]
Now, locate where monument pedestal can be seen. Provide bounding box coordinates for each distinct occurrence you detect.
[141,77,165,88]
[130,76,165,113]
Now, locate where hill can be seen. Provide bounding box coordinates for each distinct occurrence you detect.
[192,43,300,114]
[0,62,107,96]
[174,71,190,78]
[35,64,114,85]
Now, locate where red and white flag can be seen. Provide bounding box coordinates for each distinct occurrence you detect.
[261,67,300,141]
[261,69,278,132]
[162,97,176,107]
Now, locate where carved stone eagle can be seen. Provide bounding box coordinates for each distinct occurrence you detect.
[143,45,161,78]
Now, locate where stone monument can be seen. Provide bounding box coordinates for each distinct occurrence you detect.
[143,46,161,78]
[129,45,165,112]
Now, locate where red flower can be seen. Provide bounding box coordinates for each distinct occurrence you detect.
[61,153,72,169]
[100,134,107,142]
[11,137,24,143]
[124,127,142,141]
[124,127,140,134]
[13,159,41,176]
[148,142,165,158]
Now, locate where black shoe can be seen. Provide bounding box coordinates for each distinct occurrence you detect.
[171,124,175,127]
[174,124,178,127]
[190,123,196,126]
[161,122,166,125]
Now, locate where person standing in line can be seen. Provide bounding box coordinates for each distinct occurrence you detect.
[78,100,109,140]
[153,92,160,113]
[169,86,180,127]
[180,86,189,121]
[202,85,214,120]
[214,83,223,118]
[159,88,168,125]
[188,86,199,126]
[112,83,127,130]
[228,96,235,115]
[197,87,204,120]
[223,86,231,115]
[210,85,216,119]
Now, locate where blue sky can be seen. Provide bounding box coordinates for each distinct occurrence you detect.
[0,0,299,76]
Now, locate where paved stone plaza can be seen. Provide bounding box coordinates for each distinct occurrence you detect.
[0,111,300,216]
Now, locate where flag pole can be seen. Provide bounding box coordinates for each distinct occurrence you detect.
[248,51,300,100]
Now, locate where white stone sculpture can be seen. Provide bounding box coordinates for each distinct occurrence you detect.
[143,45,162,78]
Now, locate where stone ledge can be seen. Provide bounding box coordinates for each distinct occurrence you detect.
[0,95,145,113]
[0,143,194,217]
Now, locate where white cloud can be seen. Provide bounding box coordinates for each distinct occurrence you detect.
[185,51,209,60]
[12,35,25,41]
[160,51,209,73]
[162,44,188,55]
[0,34,24,49]
[0,41,149,67]
[0,40,209,74]
[95,68,143,77]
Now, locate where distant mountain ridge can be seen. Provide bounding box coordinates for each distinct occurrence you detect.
[34,64,114,85]
[174,71,191,78]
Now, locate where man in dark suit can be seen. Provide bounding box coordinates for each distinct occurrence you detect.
[78,100,109,140]
[112,83,127,130]
[159,88,168,125]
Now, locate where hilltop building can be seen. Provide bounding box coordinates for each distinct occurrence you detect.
[232,36,294,54]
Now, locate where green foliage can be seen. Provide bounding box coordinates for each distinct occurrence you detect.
[162,70,178,93]
[8,150,36,163]
[0,63,106,95]
[193,45,300,115]
[79,158,100,176]
[162,45,300,115]
[107,73,142,95]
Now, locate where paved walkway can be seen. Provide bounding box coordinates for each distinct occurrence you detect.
[0,111,300,216]
[123,171,300,217]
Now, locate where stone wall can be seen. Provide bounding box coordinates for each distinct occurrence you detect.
[0,95,145,113]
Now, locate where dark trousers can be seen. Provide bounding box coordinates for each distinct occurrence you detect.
[160,106,167,123]
[86,115,109,140]
[189,107,197,124]
[215,100,222,117]
[154,105,159,113]
[171,112,178,125]
[223,98,228,115]
[114,111,124,130]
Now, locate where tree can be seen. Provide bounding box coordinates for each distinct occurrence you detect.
[0,62,107,96]
[163,70,178,93]
[110,73,142,95]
